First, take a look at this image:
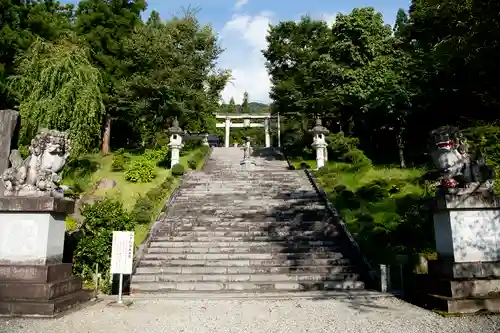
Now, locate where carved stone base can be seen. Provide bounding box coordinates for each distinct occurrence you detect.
[0,263,91,317]
[426,260,500,314]
[0,197,91,317]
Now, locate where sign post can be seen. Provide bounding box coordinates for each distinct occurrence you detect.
[110,231,134,304]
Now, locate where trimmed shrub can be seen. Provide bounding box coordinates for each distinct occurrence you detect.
[188,159,197,170]
[125,159,156,183]
[143,146,169,163]
[111,150,129,171]
[171,163,185,177]
[327,132,360,160]
[131,176,174,224]
[341,148,372,172]
[300,162,311,169]
[132,196,155,224]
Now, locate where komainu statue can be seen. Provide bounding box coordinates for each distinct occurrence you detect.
[2,129,71,197]
[429,126,493,190]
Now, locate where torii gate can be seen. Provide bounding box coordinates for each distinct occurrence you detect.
[215,113,281,148]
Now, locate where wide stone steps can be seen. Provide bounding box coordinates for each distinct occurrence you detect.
[135,265,356,274]
[150,235,338,242]
[139,258,353,267]
[146,247,340,254]
[154,230,336,238]
[132,272,360,283]
[160,227,336,235]
[147,240,338,248]
[142,251,345,261]
[130,280,365,293]
[131,148,367,295]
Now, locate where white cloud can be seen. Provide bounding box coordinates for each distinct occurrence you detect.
[319,13,338,27]
[219,11,273,104]
[233,0,249,10]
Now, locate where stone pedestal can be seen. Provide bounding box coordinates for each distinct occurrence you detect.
[169,144,181,168]
[313,143,327,169]
[427,191,500,313]
[264,118,271,148]
[225,117,230,148]
[0,197,91,317]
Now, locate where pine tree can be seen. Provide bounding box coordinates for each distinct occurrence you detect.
[242,91,249,113]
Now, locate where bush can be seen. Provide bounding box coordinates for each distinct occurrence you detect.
[72,198,133,294]
[171,163,185,177]
[300,162,311,169]
[160,176,174,190]
[111,150,129,171]
[327,132,360,160]
[132,196,155,224]
[188,159,197,170]
[200,145,210,155]
[341,148,373,172]
[131,176,174,224]
[125,159,156,183]
[143,146,169,163]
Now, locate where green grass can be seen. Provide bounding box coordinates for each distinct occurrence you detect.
[63,148,207,247]
[90,152,192,210]
[293,158,435,264]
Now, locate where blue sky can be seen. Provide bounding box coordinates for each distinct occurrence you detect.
[64,0,411,103]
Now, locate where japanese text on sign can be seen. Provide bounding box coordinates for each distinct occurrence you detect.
[110,231,134,274]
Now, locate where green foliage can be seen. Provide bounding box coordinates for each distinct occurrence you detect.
[9,36,105,155]
[327,133,360,160]
[65,216,79,232]
[188,159,198,170]
[341,149,373,172]
[116,13,231,145]
[73,198,133,293]
[181,140,200,156]
[463,124,500,192]
[111,148,129,171]
[143,146,169,164]
[171,163,185,177]
[131,176,174,224]
[61,155,100,196]
[124,159,156,183]
[0,0,73,109]
[315,162,433,264]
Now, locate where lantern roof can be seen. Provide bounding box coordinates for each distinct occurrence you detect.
[167,117,184,135]
[310,118,329,135]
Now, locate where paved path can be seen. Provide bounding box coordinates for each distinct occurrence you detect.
[1,297,498,333]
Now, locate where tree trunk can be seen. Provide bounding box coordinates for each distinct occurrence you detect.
[397,128,406,168]
[101,116,111,155]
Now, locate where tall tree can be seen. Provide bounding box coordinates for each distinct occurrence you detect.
[242,92,249,113]
[116,12,230,147]
[228,97,237,113]
[0,0,73,109]
[9,35,105,156]
[74,0,146,154]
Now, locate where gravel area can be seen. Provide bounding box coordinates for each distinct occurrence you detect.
[0,297,499,333]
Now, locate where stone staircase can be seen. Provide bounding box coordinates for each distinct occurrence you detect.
[131,147,367,294]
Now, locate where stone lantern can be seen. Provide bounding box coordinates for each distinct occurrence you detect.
[167,117,184,169]
[202,133,210,146]
[310,118,329,169]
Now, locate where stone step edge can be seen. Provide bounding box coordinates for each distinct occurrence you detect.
[145,250,342,254]
[133,272,358,277]
[120,290,391,300]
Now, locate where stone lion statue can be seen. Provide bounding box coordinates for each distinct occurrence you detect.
[429,126,493,190]
[2,129,71,197]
